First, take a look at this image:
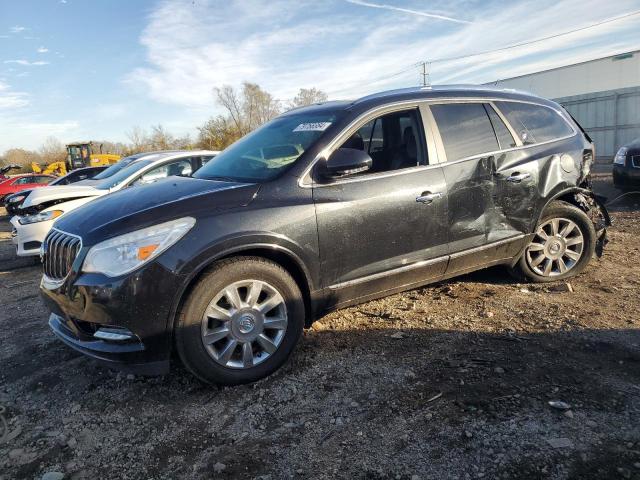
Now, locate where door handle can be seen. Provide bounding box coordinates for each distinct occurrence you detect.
[505,172,531,183]
[416,192,443,204]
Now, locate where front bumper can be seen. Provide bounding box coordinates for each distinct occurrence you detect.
[613,164,640,186]
[10,216,52,257]
[40,261,183,375]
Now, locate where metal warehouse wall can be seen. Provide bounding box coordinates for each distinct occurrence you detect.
[491,50,640,99]
[556,86,640,162]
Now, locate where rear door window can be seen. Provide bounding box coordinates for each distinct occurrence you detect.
[430,103,499,161]
[495,101,573,145]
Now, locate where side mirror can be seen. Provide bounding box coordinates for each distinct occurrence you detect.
[325,148,372,177]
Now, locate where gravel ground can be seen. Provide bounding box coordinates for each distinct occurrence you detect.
[0,175,639,480]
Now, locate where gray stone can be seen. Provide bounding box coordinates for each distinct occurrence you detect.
[547,437,573,449]
[41,472,65,480]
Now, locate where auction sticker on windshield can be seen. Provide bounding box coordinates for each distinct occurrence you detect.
[293,122,332,132]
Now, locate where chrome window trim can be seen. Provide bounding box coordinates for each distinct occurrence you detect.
[299,100,429,188]
[41,227,83,290]
[487,102,523,149]
[328,235,525,290]
[299,96,578,186]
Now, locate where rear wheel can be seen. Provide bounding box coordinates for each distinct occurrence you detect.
[513,201,596,283]
[175,257,304,385]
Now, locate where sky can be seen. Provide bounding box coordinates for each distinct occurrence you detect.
[1,0,639,152]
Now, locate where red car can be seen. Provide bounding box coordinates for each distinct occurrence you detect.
[0,174,56,201]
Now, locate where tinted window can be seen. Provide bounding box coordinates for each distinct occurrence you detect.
[134,159,193,185]
[339,108,426,173]
[95,160,154,190]
[495,101,573,145]
[485,105,516,149]
[35,176,53,184]
[92,153,156,180]
[431,103,498,161]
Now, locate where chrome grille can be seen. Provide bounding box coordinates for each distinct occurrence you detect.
[632,155,640,168]
[43,229,82,280]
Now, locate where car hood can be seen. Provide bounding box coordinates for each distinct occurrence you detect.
[55,176,259,244]
[22,184,104,208]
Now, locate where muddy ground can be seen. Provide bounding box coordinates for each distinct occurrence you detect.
[0,174,639,480]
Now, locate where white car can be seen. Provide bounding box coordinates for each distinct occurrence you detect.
[11,150,218,256]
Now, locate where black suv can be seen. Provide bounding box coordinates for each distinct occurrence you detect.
[40,86,609,385]
[613,138,640,188]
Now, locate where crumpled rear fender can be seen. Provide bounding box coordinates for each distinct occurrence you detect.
[539,187,611,257]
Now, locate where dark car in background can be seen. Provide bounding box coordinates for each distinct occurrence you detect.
[613,138,640,188]
[3,166,108,215]
[40,85,609,385]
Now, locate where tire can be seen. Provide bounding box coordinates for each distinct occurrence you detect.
[175,256,305,385]
[512,200,596,283]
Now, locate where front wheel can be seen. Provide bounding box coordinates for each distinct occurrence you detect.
[513,201,596,283]
[175,257,304,385]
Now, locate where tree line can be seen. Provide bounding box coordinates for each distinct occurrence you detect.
[0,84,327,172]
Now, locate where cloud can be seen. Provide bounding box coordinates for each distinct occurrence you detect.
[0,118,80,151]
[344,0,472,24]
[10,25,26,34]
[3,60,50,66]
[127,0,640,109]
[0,81,30,110]
[37,46,49,53]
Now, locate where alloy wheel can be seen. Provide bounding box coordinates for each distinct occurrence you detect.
[200,280,288,369]
[525,217,584,277]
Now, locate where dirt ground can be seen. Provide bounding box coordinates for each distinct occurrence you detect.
[0,174,639,480]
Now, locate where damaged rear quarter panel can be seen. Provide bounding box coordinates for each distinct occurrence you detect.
[492,134,588,238]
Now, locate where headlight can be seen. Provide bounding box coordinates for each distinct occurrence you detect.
[9,195,26,203]
[614,147,628,165]
[18,210,63,225]
[82,217,195,277]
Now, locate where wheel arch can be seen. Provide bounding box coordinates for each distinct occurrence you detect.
[168,243,315,342]
[535,187,590,227]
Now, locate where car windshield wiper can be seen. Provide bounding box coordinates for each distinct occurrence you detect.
[204,175,239,182]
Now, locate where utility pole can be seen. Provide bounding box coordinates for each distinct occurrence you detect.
[420,61,431,87]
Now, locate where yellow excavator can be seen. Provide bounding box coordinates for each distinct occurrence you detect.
[31,142,121,177]
[66,142,121,169]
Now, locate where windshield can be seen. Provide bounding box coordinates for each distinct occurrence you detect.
[194,111,344,182]
[92,153,151,180]
[95,160,154,190]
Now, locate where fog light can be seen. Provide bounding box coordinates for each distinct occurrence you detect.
[94,327,135,342]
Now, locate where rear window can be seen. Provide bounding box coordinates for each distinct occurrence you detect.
[430,103,499,161]
[495,102,574,145]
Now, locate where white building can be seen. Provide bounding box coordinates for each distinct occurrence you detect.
[488,50,640,162]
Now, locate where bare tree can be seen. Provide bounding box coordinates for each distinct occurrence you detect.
[213,82,281,136]
[39,136,67,165]
[289,87,328,109]
[126,126,150,154]
[215,85,246,135]
[2,148,42,172]
[148,125,175,151]
[197,115,243,151]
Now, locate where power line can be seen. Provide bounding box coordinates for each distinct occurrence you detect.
[326,63,419,95]
[426,9,640,64]
[328,9,640,96]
